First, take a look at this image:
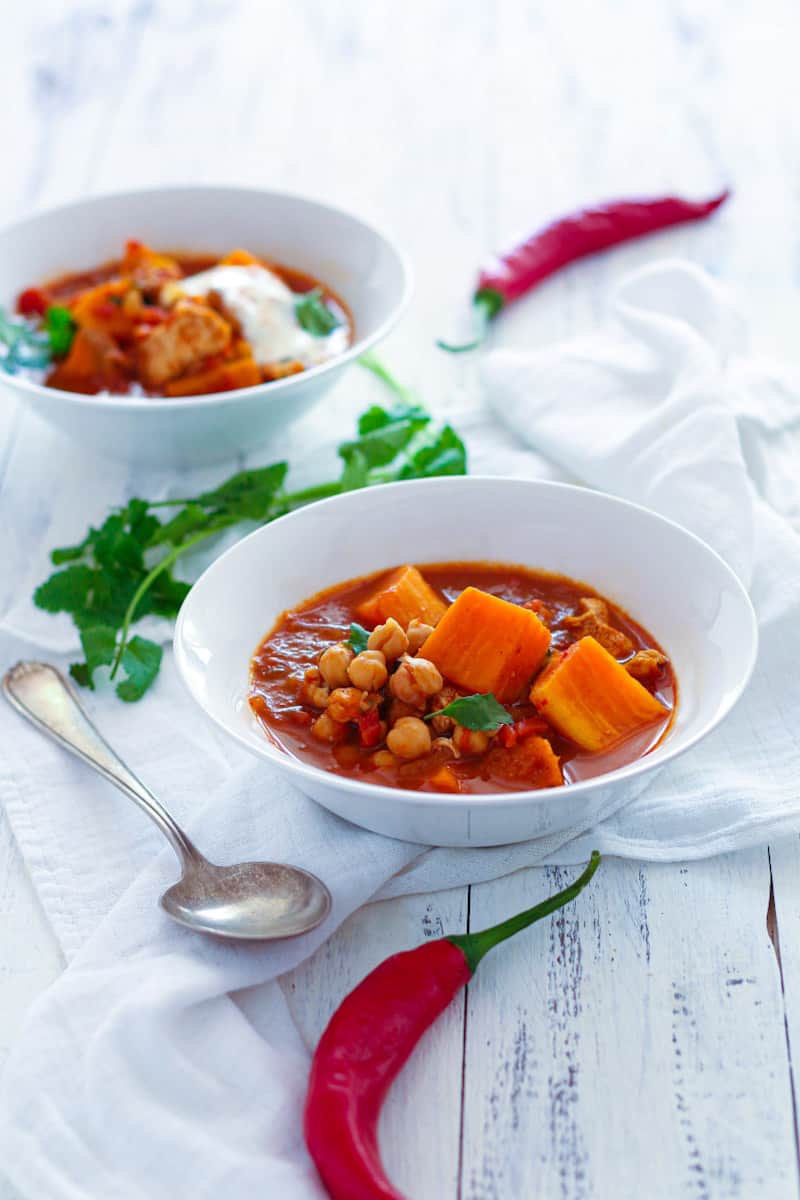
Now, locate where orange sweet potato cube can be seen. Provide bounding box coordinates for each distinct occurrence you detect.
[530,635,669,752]
[426,765,461,793]
[356,565,447,628]
[420,586,551,703]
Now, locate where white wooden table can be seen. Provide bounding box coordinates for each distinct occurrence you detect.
[3,3,800,1196]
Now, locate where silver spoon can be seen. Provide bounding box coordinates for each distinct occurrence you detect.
[2,662,332,941]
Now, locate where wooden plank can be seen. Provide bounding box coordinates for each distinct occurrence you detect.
[460,853,799,1199]
[766,840,800,1172]
[284,889,468,1200]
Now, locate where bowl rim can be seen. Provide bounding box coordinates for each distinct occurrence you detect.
[173,475,760,812]
[0,182,413,411]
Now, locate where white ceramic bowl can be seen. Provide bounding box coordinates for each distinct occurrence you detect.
[174,477,758,847]
[0,186,411,466]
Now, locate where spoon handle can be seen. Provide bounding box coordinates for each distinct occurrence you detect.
[3,661,201,869]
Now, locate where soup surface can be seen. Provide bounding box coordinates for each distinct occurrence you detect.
[12,241,352,396]
[249,562,676,795]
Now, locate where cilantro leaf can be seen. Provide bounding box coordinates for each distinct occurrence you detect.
[347,623,370,654]
[357,403,429,435]
[44,306,76,357]
[339,411,430,470]
[294,289,339,336]
[115,637,162,702]
[70,624,118,690]
[196,462,289,520]
[425,693,513,732]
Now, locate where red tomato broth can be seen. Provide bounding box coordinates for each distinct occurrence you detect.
[18,248,353,397]
[249,562,677,795]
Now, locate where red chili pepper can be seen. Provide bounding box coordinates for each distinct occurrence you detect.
[438,189,730,352]
[357,707,382,748]
[304,851,600,1199]
[17,287,48,317]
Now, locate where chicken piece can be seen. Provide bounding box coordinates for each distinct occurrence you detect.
[562,597,634,658]
[625,648,668,683]
[136,301,232,389]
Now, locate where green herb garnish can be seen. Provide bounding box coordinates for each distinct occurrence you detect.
[295,288,340,336]
[347,623,370,654]
[34,358,467,701]
[44,305,77,357]
[0,308,51,373]
[425,693,513,732]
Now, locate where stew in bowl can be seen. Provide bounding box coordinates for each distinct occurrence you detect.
[250,561,676,795]
[10,241,352,397]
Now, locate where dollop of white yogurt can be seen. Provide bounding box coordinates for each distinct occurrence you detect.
[169,264,348,367]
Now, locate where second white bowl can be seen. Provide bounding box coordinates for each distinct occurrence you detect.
[0,186,411,467]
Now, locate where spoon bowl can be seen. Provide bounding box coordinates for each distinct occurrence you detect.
[2,661,332,942]
[161,859,332,940]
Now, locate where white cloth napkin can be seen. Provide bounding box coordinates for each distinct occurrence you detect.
[2,260,800,1198]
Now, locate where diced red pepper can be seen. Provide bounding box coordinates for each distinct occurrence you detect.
[134,306,169,325]
[91,301,120,320]
[497,715,550,748]
[358,708,383,748]
[17,287,48,317]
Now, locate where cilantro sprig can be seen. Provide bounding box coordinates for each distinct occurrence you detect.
[34,357,467,701]
[425,693,513,732]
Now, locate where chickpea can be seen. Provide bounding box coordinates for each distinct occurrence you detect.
[312,712,347,743]
[389,656,443,707]
[319,642,354,689]
[453,724,491,756]
[387,716,432,760]
[406,618,435,655]
[372,749,397,768]
[327,687,366,723]
[299,666,330,709]
[367,617,408,662]
[347,649,388,691]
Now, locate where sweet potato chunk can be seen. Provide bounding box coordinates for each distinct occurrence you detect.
[530,636,668,752]
[426,764,461,793]
[484,735,563,789]
[70,280,137,339]
[137,301,232,388]
[356,565,447,629]
[164,355,261,396]
[122,240,182,292]
[46,328,129,393]
[420,586,551,703]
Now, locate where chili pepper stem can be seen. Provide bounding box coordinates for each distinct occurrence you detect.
[436,288,504,353]
[448,850,600,974]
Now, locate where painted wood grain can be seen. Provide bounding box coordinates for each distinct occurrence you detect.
[462,853,799,1200]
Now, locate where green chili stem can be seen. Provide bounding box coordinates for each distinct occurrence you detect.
[449,851,601,974]
[436,288,505,353]
[109,529,216,679]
